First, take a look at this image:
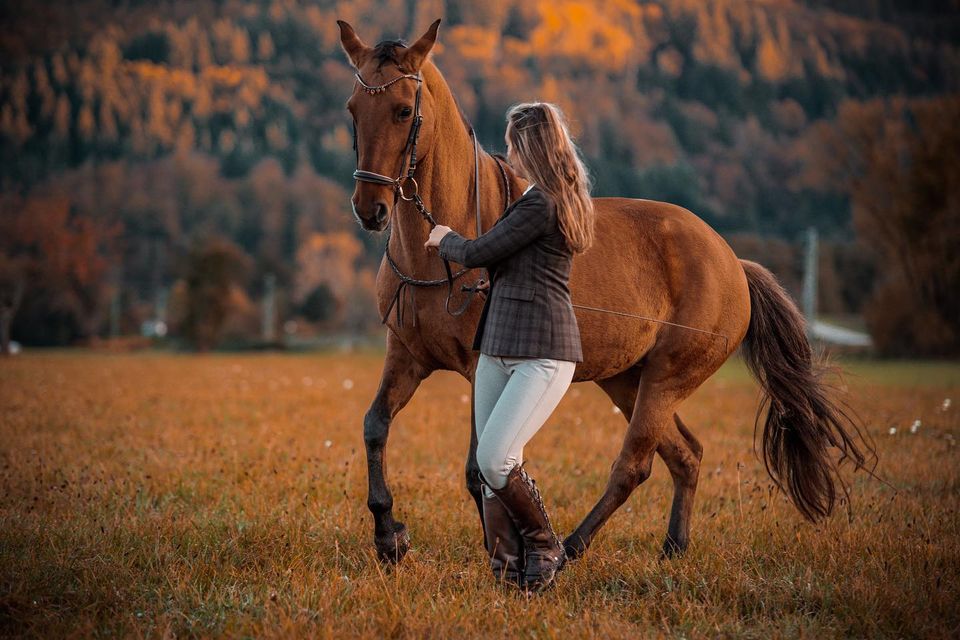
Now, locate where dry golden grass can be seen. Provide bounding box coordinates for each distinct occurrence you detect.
[1,351,958,638]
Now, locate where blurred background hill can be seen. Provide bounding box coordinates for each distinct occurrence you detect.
[1,0,957,355]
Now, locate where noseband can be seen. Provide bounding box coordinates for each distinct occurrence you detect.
[350,69,511,327]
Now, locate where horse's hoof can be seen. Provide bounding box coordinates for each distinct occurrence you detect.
[659,536,687,560]
[375,522,410,564]
[562,533,588,561]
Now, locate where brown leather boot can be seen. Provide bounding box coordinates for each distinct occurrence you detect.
[481,483,524,588]
[488,464,565,593]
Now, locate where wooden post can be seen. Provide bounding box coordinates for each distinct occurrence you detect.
[801,227,818,336]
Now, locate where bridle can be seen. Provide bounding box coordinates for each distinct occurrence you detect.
[351,71,425,197]
[350,68,511,328]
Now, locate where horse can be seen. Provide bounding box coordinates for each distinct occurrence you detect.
[336,18,874,564]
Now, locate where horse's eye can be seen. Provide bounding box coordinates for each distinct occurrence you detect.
[399,106,413,119]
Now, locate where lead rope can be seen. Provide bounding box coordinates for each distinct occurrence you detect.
[569,304,730,350]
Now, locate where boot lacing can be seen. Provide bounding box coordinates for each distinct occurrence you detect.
[517,464,564,554]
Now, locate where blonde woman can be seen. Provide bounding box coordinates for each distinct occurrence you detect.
[424,102,596,593]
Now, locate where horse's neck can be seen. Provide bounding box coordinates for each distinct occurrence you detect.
[387,127,504,276]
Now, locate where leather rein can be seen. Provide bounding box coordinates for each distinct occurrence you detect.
[350,70,510,328]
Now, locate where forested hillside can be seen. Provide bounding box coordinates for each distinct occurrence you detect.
[1,1,957,353]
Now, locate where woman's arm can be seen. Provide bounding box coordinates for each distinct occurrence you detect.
[436,196,550,268]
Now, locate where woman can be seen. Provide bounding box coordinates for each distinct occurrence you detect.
[424,102,596,593]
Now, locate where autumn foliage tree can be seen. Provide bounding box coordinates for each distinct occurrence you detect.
[812,96,960,356]
[0,195,120,347]
[176,237,252,351]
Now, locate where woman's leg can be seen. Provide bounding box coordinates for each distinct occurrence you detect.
[477,356,576,592]
[473,352,525,586]
[474,352,512,499]
[476,357,576,490]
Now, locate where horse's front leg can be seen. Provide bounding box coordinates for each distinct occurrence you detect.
[365,330,431,563]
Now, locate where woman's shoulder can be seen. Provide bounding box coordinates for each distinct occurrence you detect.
[526,184,556,214]
[508,184,554,225]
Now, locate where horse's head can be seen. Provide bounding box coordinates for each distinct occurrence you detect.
[337,18,442,232]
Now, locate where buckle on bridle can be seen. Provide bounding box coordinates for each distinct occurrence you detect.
[398,176,419,201]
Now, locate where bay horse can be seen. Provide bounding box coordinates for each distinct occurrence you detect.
[337,18,874,564]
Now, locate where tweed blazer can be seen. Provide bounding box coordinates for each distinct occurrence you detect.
[437,184,583,362]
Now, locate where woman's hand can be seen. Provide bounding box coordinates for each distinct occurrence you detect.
[424,224,452,249]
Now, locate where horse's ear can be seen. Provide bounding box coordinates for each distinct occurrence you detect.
[402,18,441,72]
[337,19,371,69]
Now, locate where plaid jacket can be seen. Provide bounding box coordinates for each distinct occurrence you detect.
[438,184,583,362]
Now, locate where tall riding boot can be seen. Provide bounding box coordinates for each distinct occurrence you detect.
[481,483,524,588]
[488,464,565,593]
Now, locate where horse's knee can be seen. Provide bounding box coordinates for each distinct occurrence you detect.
[363,409,389,450]
[631,461,653,487]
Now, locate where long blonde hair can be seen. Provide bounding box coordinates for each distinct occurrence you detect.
[505,102,596,254]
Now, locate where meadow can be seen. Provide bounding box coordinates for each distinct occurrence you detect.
[1,351,957,638]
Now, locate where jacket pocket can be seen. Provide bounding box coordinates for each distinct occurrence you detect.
[497,283,535,301]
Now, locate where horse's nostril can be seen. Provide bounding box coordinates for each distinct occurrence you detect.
[375,202,388,223]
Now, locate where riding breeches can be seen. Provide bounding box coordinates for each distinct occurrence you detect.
[473,351,576,495]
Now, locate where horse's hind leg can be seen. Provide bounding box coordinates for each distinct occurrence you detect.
[564,379,675,560]
[657,413,702,557]
[579,367,703,560]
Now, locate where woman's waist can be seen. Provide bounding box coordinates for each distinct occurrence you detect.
[487,296,579,325]
[491,272,572,294]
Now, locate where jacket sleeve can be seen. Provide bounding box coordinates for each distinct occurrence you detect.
[436,195,550,268]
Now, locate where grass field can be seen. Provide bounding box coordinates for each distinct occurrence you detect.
[1,351,958,638]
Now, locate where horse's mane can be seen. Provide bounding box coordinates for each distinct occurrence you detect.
[370,39,408,71]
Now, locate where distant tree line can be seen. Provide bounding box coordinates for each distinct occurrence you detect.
[0,1,957,354]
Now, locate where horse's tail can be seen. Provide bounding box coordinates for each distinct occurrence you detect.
[739,259,876,522]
